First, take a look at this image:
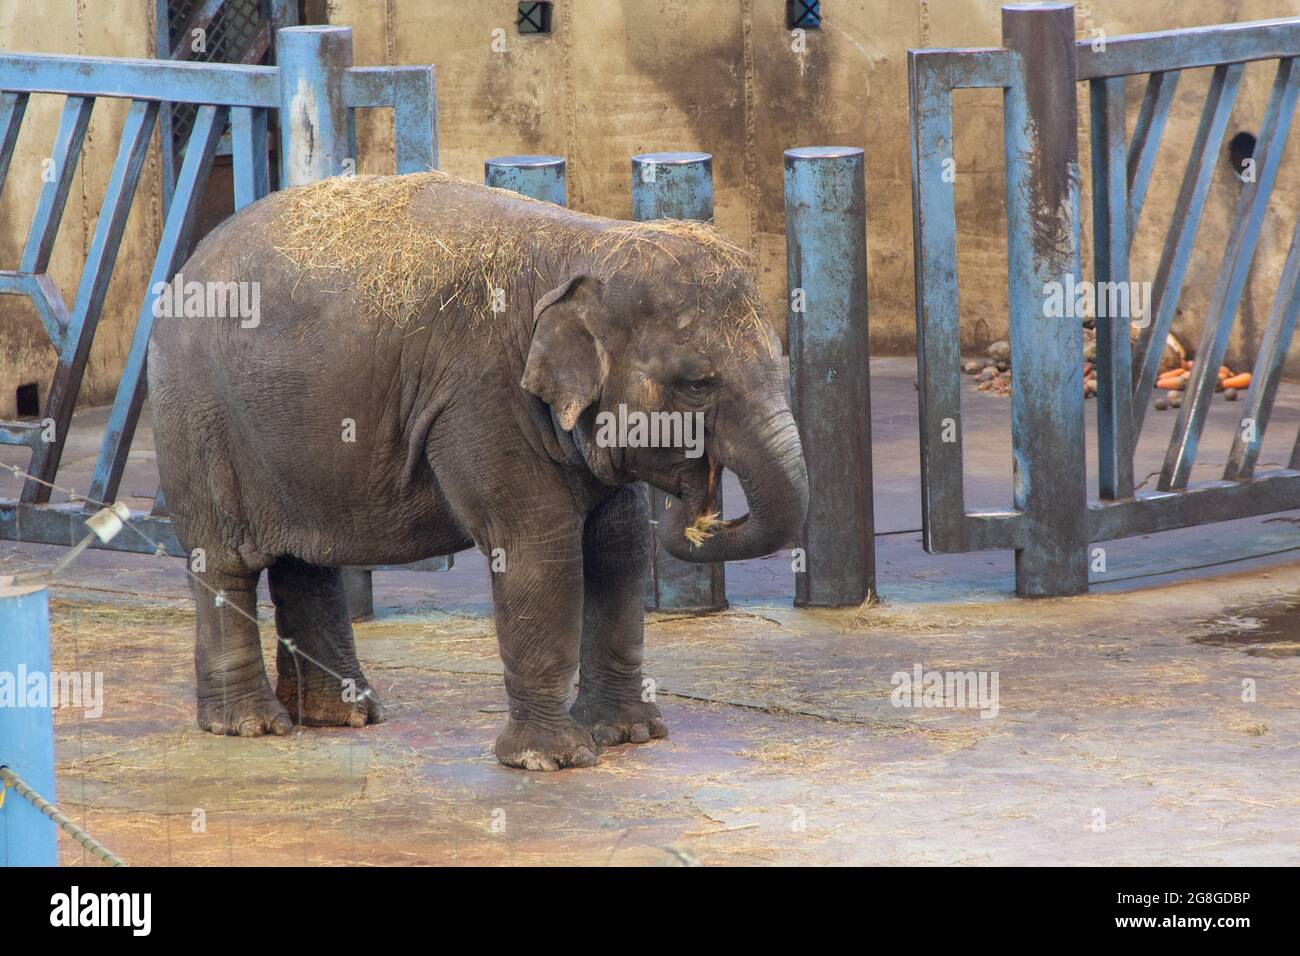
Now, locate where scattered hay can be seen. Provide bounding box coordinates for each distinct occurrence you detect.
[270,171,769,349]
[50,599,194,633]
[736,735,859,775]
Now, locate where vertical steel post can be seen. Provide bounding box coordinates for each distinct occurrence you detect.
[784,147,874,607]
[485,155,566,205]
[277,26,375,618]
[276,25,352,188]
[0,584,55,866]
[1090,75,1135,501]
[631,152,726,613]
[1002,3,1088,597]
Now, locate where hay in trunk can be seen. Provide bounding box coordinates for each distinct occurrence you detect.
[684,512,725,548]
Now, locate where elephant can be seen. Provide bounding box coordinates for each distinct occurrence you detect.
[147,171,808,770]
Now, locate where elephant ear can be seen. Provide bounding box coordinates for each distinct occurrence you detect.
[521,276,606,432]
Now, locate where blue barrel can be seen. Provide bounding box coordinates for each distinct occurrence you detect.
[485,155,567,206]
[0,583,56,866]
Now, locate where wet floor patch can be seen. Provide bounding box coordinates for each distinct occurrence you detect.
[1193,605,1300,657]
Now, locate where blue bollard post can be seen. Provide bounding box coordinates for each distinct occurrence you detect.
[0,583,56,866]
[631,152,726,613]
[485,155,566,205]
[631,151,713,222]
[784,147,875,607]
[276,26,353,188]
[277,26,377,619]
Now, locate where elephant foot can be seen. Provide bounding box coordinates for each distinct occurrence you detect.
[494,716,599,771]
[275,667,386,728]
[198,680,293,737]
[570,696,668,747]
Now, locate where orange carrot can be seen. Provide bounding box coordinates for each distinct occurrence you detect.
[1222,372,1252,390]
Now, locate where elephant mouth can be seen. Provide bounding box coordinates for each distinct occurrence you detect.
[681,455,733,546]
[657,404,809,564]
[676,455,744,547]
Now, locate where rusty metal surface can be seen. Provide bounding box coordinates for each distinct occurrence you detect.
[784,147,874,607]
[1075,16,1300,79]
[484,154,566,206]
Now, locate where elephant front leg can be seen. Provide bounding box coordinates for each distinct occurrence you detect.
[570,486,668,747]
[490,525,599,771]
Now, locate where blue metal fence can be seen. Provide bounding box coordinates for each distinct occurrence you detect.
[910,2,1300,597]
[0,26,437,561]
[0,30,878,615]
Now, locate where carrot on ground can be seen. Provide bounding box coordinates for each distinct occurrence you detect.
[1222,372,1252,390]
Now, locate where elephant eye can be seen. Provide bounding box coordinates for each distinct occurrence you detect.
[677,376,715,396]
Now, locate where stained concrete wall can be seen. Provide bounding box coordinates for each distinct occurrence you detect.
[4,0,1300,425]
[0,1,163,419]
[334,0,1300,372]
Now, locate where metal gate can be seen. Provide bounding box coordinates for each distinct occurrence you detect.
[910,2,1300,597]
[0,24,437,559]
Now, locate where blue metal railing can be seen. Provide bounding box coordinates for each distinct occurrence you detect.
[0,27,438,560]
[910,3,1300,597]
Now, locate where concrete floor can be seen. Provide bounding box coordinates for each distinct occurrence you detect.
[4,357,1300,865]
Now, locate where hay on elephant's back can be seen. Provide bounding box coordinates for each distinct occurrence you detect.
[271,171,526,328]
[271,172,766,342]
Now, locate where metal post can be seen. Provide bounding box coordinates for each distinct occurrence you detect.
[276,25,352,188]
[277,26,375,618]
[631,152,726,613]
[485,155,566,205]
[0,583,56,866]
[784,147,874,607]
[1002,3,1088,596]
[631,151,713,222]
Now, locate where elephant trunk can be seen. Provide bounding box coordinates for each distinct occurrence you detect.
[659,405,808,564]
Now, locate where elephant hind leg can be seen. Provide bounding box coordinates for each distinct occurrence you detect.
[268,557,385,727]
[193,568,292,737]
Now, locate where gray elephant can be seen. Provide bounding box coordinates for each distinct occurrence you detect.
[148,172,808,770]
